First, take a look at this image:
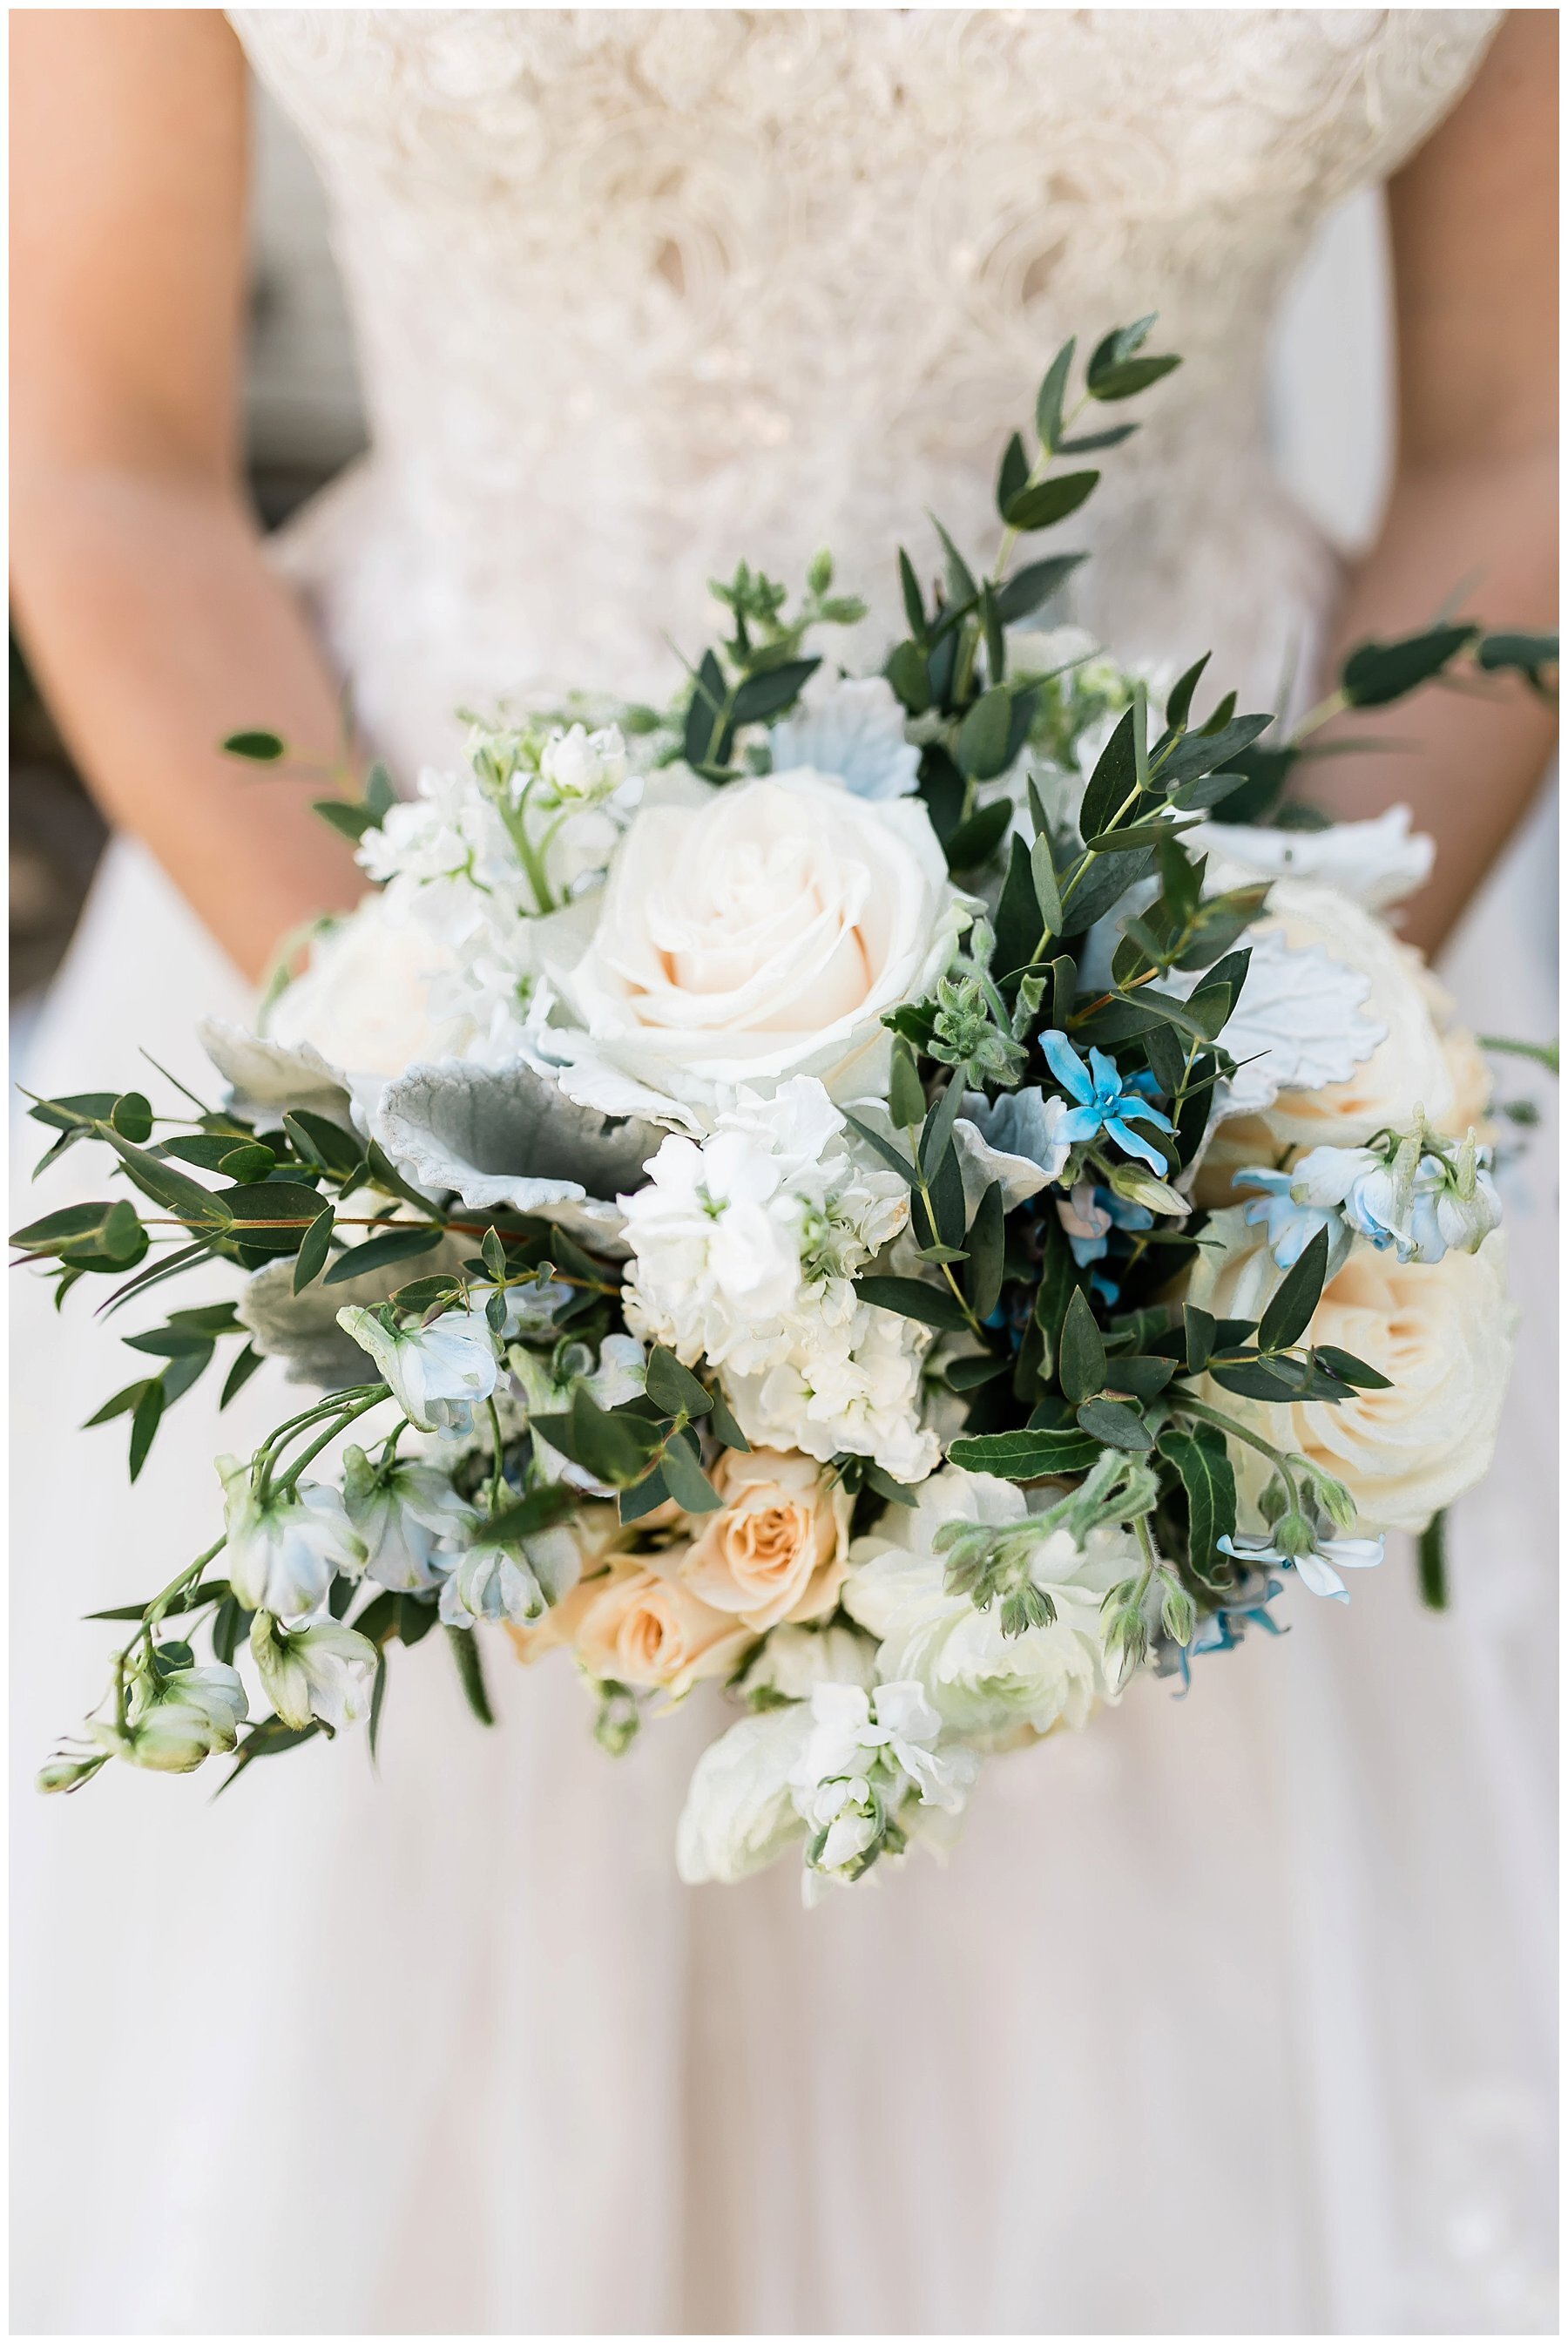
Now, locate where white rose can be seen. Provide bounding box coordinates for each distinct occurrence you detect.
[1199,880,1481,1202]
[267,891,480,1094]
[675,1704,814,1885]
[736,1621,880,1704]
[1183,1205,1516,1534]
[537,769,963,1121]
[841,1468,1135,1743]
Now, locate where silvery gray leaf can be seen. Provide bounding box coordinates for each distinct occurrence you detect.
[199,1019,352,1122]
[238,1235,471,1390]
[370,1057,661,1252]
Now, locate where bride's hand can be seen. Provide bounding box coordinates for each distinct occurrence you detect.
[10,10,362,983]
[1306,10,1557,957]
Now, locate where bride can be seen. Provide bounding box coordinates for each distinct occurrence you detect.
[10,10,1556,2333]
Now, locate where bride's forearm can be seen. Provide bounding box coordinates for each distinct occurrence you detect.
[1305,443,1557,954]
[10,464,363,984]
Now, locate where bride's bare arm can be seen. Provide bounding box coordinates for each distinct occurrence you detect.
[10,10,361,984]
[1307,10,1558,954]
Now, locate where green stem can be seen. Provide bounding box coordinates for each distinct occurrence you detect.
[274,1389,393,1494]
[1165,1392,1301,1508]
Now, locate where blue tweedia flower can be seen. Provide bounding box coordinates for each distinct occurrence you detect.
[1157,1575,1288,1694]
[1232,1169,1354,1276]
[1038,1031,1174,1172]
[1056,1180,1155,1269]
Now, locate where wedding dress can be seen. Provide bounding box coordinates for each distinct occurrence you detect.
[12,10,1555,2333]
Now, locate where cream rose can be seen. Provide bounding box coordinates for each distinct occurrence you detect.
[678,1449,851,1632]
[537,768,963,1121]
[571,1560,754,1696]
[1184,1205,1515,1534]
[267,891,476,1094]
[1198,880,1488,1204]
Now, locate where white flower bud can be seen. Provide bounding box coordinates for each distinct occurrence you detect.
[92,1663,249,1774]
[219,1459,366,1620]
[251,1614,379,1731]
[337,1303,499,1434]
[437,1537,545,1629]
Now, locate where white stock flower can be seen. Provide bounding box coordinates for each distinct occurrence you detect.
[842,1469,1136,1742]
[620,1077,907,1377]
[1184,1204,1515,1534]
[767,674,921,800]
[675,1704,815,1885]
[787,1679,981,1892]
[251,1613,380,1731]
[536,769,963,1122]
[219,1459,366,1620]
[725,1303,940,1485]
[537,721,629,803]
[336,1303,499,1434]
[342,1446,476,1592]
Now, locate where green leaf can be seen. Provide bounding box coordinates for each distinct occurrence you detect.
[944,1352,1010,1391]
[533,1389,665,1487]
[292,1205,335,1294]
[1183,1304,1216,1373]
[10,1198,146,1269]
[110,1092,154,1144]
[1103,1355,1174,1401]
[1058,1287,1106,1406]
[281,1110,363,1176]
[216,1180,331,1256]
[731,657,820,726]
[1002,471,1099,532]
[1417,1509,1448,1610]
[619,1460,672,1523]
[1062,847,1155,935]
[1258,1226,1329,1354]
[994,552,1085,627]
[948,1425,1100,1479]
[221,729,287,762]
[954,686,1014,781]
[1034,335,1076,448]
[1078,705,1139,841]
[1030,830,1064,938]
[929,515,979,608]
[645,1345,714,1419]
[1074,1396,1152,1450]
[84,1377,154,1429]
[886,639,931,715]
[1164,654,1211,734]
[853,1275,970,1334]
[1341,624,1477,708]
[1086,353,1181,402]
[1055,423,1139,454]
[447,1627,495,1725]
[887,1040,927,1133]
[995,430,1030,521]
[841,1109,917,1185]
[314,798,378,843]
[660,1428,724,1514]
[918,1075,965,1179]
[481,1484,582,1545]
[102,1129,234,1228]
[963,1182,1005,1321]
[943,796,1015,871]
[1159,1424,1237,1577]
[689,1383,744,1458]
[322,1225,443,1284]
[897,549,927,639]
[1311,1343,1393,1392]
[992,832,1042,979]
[220,1342,265,1408]
[128,1378,165,1481]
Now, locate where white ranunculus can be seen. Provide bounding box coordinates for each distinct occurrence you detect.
[675,1704,815,1885]
[536,769,964,1122]
[1198,881,1475,1201]
[336,1302,499,1434]
[1193,805,1435,911]
[218,1459,366,1620]
[1183,1204,1516,1534]
[767,674,921,801]
[841,1469,1136,1743]
[341,1447,476,1593]
[250,1613,380,1731]
[736,1621,881,1704]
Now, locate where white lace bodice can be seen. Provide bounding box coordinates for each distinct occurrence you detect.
[233,8,1497,773]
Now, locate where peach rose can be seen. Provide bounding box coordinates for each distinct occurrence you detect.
[572,1561,754,1696]
[503,1507,635,1667]
[678,1448,851,1632]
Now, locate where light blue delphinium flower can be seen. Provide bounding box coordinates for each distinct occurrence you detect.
[1219,1528,1384,1604]
[1233,1168,1356,1276]
[768,675,921,800]
[1038,1030,1175,1172]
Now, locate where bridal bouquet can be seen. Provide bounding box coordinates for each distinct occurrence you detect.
[21,318,1553,1897]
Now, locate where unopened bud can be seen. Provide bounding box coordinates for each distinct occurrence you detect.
[1107,1162,1189,1218]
